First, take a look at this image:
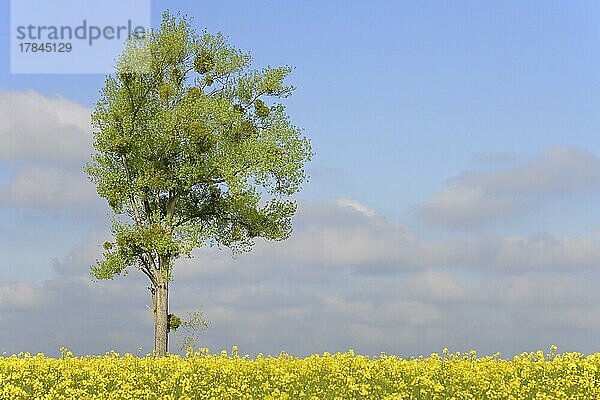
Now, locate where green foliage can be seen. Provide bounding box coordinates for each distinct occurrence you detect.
[176,310,211,352]
[90,250,127,280]
[254,99,269,119]
[85,11,312,281]
[167,314,181,333]
[193,50,214,74]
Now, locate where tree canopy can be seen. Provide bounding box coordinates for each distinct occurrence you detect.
[85,12,312,355]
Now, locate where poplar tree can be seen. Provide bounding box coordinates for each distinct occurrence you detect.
[85,12,312,356]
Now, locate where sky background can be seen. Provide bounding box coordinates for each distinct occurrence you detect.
[2,0,600,358]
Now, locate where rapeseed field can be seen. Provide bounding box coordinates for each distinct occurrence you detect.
[1,346,598,399]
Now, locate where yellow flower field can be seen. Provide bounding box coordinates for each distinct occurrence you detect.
[1,346,598,399]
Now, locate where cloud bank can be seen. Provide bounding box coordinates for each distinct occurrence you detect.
[0,90,92,164]
[0,90,105,215]
[1,90,600,359]
[2,200,600,358]
[417,147,600,228]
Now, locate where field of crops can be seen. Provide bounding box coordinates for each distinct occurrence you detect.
[1,346,599,399]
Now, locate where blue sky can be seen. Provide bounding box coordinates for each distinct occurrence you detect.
[2,1,600,357]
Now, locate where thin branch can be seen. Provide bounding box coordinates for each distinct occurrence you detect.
[120,154,143,226]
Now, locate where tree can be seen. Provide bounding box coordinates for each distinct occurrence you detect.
[175,310,211,353]
[85,11,312,357]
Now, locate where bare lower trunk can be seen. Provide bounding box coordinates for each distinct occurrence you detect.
[153,283,169,357]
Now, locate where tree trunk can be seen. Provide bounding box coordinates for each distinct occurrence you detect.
[153,283,169,357]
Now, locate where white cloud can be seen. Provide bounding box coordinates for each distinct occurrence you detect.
[417,185,522,229]
[0,282,47,310]
[417,146,600,228]
[0,90,105,216]
[488,147,600,195]
[333,198,376,217]
[3,199,600,357]
[0,166,102,211]
[405,271,466,302]
[0,90,92,164]
[482,234,600,270]
[227,202,600,273]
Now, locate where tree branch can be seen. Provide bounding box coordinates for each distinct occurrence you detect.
[120,154,144,226]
